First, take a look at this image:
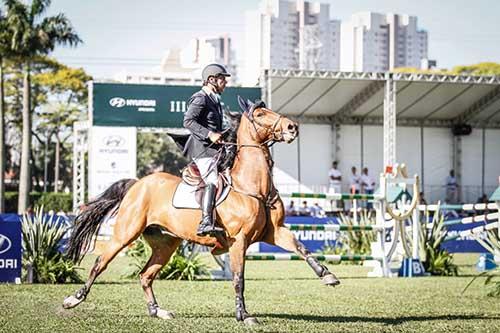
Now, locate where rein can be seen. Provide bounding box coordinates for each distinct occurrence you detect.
[221,110,284,208]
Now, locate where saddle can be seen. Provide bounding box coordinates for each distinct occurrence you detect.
[172,164,231,209]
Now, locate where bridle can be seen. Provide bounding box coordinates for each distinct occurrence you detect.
[222,107,286,207]
[246,106,284,147]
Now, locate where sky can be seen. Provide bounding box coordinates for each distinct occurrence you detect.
[47,0,500,79]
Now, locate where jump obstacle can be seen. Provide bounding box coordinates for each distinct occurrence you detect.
[212,164,422,279]
[212,167,500,279]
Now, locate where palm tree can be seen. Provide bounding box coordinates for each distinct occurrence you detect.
[0,9,13,213]
[4,0,81,213]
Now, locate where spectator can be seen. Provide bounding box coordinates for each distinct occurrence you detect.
[360,167,376,210]
[349,166,360,194]
[477,194,489,204]
[299,201,311,216]
[310,202,326,218]
[328,161,342,210]
[445,169,458,204]
[419,191,428,206]
[345,166,361,212]
[285,201,297,216]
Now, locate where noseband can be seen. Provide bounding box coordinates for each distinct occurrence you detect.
[246,108,283,145]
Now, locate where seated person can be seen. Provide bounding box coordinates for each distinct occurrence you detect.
[299,201,311,216]
[285,201,298,216]
[477,194,489,204]
[310,202,326,218]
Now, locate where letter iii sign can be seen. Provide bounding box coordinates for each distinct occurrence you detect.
[91,82,261,128]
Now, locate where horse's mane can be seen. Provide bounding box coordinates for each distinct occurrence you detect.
[219,110,242,171]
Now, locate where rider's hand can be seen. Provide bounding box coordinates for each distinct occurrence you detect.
[208,131,222,143]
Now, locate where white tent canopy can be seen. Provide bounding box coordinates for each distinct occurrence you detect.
[265,70,500,128]
[263,70,500,203]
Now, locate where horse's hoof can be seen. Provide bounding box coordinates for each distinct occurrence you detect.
[243,317,260,325]
[62,295,84,309]
[156,308,175,320]
[322,274,341,286]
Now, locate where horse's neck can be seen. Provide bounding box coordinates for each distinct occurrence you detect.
[230,122,272,198]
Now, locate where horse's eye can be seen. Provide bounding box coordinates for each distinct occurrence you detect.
[255,112,264,117]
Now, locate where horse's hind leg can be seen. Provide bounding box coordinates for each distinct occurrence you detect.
[264,226,340,286]
[63,215,145,309]
[140,226,182,320]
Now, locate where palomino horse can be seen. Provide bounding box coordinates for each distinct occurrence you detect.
[63,97,340,325]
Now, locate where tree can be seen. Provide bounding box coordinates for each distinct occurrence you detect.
[4,0,81,213]
[393,62,500,76]
[137,133,188,178]
[0,9,10,212]
[35,64,91,192]
[450,62,500,76]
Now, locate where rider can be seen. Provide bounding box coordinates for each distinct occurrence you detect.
[183,63,231,237]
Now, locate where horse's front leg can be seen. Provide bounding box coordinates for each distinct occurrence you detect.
[265,226,340,286]
[229,233,259,325]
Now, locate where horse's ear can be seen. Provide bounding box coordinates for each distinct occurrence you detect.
[254,99,267,109]
[237,96,248,112]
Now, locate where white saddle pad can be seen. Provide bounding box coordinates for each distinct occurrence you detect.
[172,181,231,209]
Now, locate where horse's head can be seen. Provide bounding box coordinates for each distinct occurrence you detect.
[237,96,299,144]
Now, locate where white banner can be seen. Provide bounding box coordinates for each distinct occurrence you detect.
[89,126,137,199]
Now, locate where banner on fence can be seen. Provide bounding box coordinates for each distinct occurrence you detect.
[89,126,137,198]
[251,216,489,254]
[0,215,22,283]
[91,82,261,128]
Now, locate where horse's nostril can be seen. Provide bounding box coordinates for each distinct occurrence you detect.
[288,124,295,130]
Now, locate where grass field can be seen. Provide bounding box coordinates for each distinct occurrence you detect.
[0,253,499,333]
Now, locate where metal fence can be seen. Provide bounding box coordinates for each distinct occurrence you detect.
[276,183,498,205]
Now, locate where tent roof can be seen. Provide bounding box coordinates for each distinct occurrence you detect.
[265,70,500,128]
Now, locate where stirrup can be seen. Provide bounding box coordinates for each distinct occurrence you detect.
[197,224,224,237]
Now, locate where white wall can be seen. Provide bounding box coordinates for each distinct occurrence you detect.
[422,128,453,202]
[273,124,332,193]
[273,124,499,203]
[397,127,421,177]
[272,133,299,192]
[298,124,332,189]
[485,129,500,190]
[337,125,362,192]
[362,125,384,180]
[461,129,483,201]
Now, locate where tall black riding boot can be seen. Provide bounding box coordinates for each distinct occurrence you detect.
[197,184,223,236]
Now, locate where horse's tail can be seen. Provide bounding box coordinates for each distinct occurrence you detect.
[66,178,138,264]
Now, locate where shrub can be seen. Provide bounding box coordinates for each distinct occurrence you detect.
[21,207,83,283]
[5,192,43,213]
[126,237,208,280]
[319,212,377,264]
[463,222,500,297]
[419,209,458,276]
[36,193,72,212]
[337,211,377,255]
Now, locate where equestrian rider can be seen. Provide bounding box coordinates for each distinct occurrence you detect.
[183,63,231,237]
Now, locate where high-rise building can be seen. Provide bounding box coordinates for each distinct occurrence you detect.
[341,12,429,72]
[114,48,201,85]
[114,34,237,85]
[243,0,340,86]
[181,35,238,83]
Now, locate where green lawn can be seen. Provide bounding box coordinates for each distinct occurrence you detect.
[0,253,499,333]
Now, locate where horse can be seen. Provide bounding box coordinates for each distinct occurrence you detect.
[62,97,340,325]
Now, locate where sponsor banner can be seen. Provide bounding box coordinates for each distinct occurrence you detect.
[258,216,341,253]
[92,82,261,128]
[89,126,137,198]
[256,216,489,254]
[441,221,489,253]
[0,215,22,283]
